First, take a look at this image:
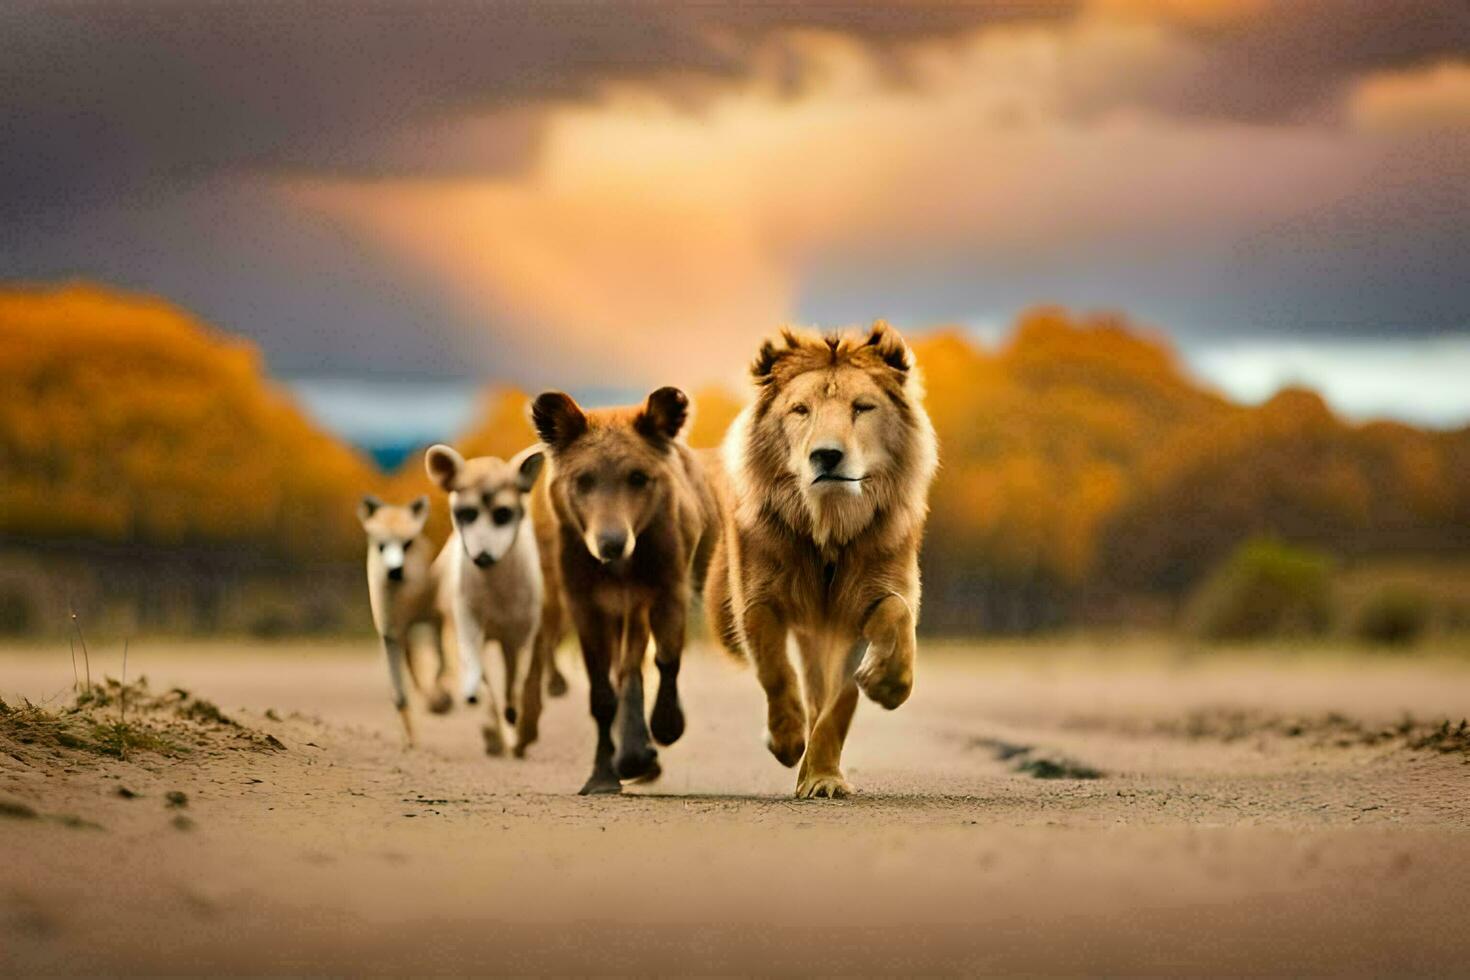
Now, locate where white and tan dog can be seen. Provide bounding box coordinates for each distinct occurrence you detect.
[426,443,549,757]
[358,494,454,746]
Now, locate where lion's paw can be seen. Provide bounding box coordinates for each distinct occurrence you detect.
[765,700,807,768]
[795,771,853,800]
[855,641,913,710]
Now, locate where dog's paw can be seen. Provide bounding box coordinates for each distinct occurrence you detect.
[578,771,623,795]
[855,639,913,710]
[650,691,685,746]
[426,687,453,715]
[480,724,506,757]
[765,699,807,768]
[795,771,852,800]
[615,745,659,781]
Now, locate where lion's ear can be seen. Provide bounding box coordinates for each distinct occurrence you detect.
[752,328,803,384]
[866,320,911,374]
[635,386,689,443]
[530,392,588,451]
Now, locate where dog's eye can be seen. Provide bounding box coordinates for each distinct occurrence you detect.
[628,470,650,490]
[790,404,809,417]
[454,506,479,525]
[575,473,595,493]
[853,401,876,416]
[402,539,413,551]
[377,542,386,552]
[491,506,516,526]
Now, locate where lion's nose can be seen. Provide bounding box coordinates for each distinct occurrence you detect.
[809,447,845,475]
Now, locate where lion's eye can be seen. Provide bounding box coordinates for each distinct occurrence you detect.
[454,506,479,525]
[491,506,515,526]
[853,401,876,416]
[628,470,650,489]
[575,473,596,493]
[790,404,809,417]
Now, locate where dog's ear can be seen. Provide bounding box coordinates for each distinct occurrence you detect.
[357,494,383,524]
[865,320,911,374]
[635,386,689,444]
[409,495,429,519]
[512,447,546,491]
[531,391,588,451]
[425,444,465,491]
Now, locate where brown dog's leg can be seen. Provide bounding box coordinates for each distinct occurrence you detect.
[855,593,916,710]
[425,618,453,714]
[649,587,687,746]
[743,602,806,767]
[573,610,621,795]
[539,589,569,698]
[613,610,659,781]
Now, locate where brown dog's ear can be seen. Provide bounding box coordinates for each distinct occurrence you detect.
[865,320,911,374]
[531,392,588,451]
[425,444,465,491]
[357,494,383,524]
[635,386,689,443]
[512,447,546,491]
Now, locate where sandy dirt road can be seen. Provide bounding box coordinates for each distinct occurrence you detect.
[2,638,1468,975]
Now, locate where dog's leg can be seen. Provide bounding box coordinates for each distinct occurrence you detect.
[382,634,415,748]
[507,620,543,758]
[539,589,569,698]
[613,610,659,781]
[648,587,687,746]
[425,618,453,714]
[573,612,621,795]
[855,593,916,710]
[743,602,806,767]
[456,614,504,756]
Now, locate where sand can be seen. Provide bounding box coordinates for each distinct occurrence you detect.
[2,638,1468,975]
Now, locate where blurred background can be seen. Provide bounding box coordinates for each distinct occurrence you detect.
[2,0,1468,647]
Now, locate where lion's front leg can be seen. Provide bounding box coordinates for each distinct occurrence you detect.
[743,602,806,768]
[855,593,916,710]
[796,676,858,799]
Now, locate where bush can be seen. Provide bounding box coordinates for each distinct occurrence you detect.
[1187,538,1334,642]
[1354,588,1431,647]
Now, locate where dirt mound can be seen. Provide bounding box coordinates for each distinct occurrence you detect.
[0,677,286,767]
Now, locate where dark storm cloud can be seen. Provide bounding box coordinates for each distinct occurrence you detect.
[0,0,1076,216]
[1115,0,1470,122]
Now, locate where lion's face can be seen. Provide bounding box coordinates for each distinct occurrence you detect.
[735,322,935,549]
[769,363,896,502]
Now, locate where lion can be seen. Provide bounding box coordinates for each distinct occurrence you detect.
[705,322,938,798]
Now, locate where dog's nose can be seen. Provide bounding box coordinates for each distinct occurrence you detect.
[596,533,628,561]
[809,447,845,475]
[386,566,404,582]
[473,551,496,568]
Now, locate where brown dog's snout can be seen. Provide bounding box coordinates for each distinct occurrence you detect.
[596,531,629,562]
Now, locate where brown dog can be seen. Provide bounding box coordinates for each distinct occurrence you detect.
[706,323,938,798]
[532,387,718,794]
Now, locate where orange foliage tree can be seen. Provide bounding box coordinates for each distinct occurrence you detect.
[0,283,375,562]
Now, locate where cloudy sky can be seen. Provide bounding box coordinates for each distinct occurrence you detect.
[3,0,1468,438]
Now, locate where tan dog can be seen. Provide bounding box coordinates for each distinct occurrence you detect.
[531,387,718,794]
[706,323,938,798]
[357,495,453,746]
[425,444,553,757]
